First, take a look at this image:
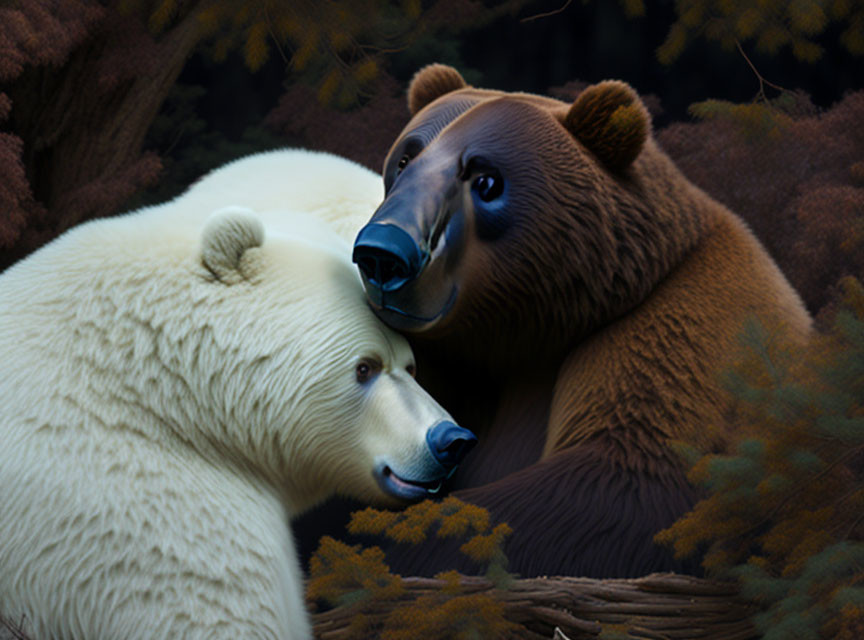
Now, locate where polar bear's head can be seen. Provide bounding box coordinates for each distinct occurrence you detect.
[189,207,475,512]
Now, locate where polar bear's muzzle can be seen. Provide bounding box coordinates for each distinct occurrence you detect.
[375,420,477,501]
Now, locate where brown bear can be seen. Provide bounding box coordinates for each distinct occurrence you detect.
[351,64,813,578]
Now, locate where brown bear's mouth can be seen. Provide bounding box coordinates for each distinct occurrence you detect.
[375,464,444,501]
[372,286,458,333]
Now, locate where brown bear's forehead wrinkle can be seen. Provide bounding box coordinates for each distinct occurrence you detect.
[386,90,490,169]
[388,89,567,168]
[422,99,583,192]
[403,98,480,147]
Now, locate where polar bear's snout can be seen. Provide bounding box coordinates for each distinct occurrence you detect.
[373,420,476,502]
[426,420,477,468]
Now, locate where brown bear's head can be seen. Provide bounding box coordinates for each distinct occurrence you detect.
[353,64,708,366]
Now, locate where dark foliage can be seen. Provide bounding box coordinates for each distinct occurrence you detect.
[658,91,864,315]
[0,1,193,270]
[657,277,864,639]
[266,74,409,174]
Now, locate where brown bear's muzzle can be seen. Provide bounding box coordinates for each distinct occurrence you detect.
[352,166,464,333]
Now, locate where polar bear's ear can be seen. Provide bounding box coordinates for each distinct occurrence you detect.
[200,207,265,283]
[408,64,467,115]
[562,80,650,173]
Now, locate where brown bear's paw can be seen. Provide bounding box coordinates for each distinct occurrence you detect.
[383,446,702,579]
[563,80,650,173]
[408,63,468,115]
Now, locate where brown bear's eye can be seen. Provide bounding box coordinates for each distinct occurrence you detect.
[472,173,503,202]
[356,358,382,383]
[397,155,411,172]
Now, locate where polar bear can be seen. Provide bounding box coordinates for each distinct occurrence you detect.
[0,150,476,639]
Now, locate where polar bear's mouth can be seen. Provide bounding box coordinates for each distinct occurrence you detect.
[376,465,445,501]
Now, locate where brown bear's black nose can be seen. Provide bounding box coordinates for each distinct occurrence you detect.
[353,223,424,292]
[426,421,477,469]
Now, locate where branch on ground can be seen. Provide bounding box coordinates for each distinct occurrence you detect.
[310,572,758,640]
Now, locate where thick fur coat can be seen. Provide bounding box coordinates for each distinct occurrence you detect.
[0,150,462,639]
[352,65,813,577]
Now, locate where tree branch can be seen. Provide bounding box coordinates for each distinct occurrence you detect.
[310,572,759,639]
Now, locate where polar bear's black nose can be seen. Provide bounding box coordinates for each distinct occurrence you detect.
[353,223,424,291]
[426,421,477,468]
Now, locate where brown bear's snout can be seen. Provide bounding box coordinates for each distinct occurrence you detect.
[353,222,424,292]
[353,157,464,332]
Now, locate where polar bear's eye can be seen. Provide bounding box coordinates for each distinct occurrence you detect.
[406,364,416,378]
[355,358,382,383]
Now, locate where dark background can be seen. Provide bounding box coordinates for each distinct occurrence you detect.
[174,0,861,156]
[462,1,859,125]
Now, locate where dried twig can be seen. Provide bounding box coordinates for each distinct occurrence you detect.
[521,0,573,23]
[735,39,788,104]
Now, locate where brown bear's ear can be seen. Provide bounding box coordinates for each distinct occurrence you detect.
[563,80,650,172]
[407,64,467,115]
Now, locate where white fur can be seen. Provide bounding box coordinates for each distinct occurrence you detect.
[181,148,383,244]
[0,150,453,639]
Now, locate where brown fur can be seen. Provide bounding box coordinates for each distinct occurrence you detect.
[357,64,812,578]
[564,81,649,172]
[407,63,468,116]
